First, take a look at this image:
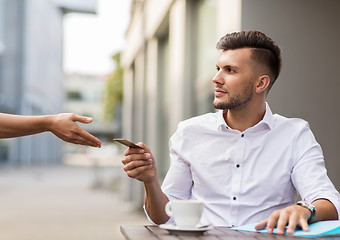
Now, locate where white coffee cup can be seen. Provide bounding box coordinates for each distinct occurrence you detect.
[165,200,204,227]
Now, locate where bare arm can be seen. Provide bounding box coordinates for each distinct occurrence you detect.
[122,143,170,224]
[255,199,338,235]
[0,113,101,147]
[144,179,170,224]
[0,113,50,137]
[312,199,338,222]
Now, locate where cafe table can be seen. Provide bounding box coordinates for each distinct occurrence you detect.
[120,225,340,240]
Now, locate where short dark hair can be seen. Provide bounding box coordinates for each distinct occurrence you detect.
[216,30,282,91]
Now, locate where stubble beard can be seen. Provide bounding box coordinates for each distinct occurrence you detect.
[213,83,254,110]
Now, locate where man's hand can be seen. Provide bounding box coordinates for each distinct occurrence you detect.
[50,113,101,148]
[122,143,156,183]
[255,204,311,235]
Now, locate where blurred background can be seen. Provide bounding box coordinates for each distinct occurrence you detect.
[0,0,147,239]
[0,0,340,239]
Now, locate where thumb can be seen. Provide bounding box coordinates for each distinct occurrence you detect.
[73,114,93,124]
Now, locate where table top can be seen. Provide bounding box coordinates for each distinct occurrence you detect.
[120,225,340,240]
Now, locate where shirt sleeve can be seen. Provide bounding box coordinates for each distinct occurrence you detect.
[162,124,194,200]
[291,122,340,218]
[158,123,195,224]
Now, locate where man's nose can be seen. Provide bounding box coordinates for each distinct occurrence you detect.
[212,71,224,85]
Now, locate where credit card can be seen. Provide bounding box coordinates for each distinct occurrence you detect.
[113,138,143,149]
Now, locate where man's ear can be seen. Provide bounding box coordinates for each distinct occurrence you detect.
[255,75,270,94]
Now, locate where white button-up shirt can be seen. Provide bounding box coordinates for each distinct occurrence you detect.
[158,103,340,227]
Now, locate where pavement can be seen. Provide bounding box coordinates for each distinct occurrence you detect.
[0,165,149,240]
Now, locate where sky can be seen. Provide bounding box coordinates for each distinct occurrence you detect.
[63,0,130,75]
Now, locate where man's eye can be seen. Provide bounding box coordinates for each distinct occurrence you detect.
[227,67,235,73]
[216,66,220,71]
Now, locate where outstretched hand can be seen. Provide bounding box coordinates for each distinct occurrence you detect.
[50,113,101,148]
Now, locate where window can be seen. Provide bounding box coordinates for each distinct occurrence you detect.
[67,90,82,100]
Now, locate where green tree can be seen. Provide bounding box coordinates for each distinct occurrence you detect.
[103,52,123,122]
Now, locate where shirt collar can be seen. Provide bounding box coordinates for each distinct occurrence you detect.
[262,102,274,130]
[216,102,274,131]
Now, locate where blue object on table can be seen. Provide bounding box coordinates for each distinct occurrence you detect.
[231,220,340,238]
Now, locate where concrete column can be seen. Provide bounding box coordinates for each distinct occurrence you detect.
[168,0,186,133]
[216,0,241,38]
[133,52,146,142]
[122,67,134,140]
[145,38,159,150]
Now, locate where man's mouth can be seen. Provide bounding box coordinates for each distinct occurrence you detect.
[214,88,227,97]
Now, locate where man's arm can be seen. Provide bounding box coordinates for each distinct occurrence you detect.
[0,113,101,147]
[144,178,170,224]
[122,143,170,224]
[255,199,338,235]
[256,122,340,235]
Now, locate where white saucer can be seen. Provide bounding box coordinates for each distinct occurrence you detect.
[159,224,213,235]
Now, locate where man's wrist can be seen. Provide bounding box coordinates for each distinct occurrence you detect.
[296,200,316,223]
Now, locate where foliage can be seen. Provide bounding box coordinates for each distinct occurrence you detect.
[103,52,123,122]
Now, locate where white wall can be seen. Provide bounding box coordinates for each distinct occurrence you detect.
[242,0,340,188]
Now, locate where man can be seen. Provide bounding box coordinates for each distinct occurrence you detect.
[0,112,101,147]
[122,30,339,235]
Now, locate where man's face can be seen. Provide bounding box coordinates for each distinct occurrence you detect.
[213,48,257,110]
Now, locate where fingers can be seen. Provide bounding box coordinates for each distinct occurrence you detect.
[285,215,297,235]
[124,146,145,156]
[122,152,152,168]
[72,114,93,124]
[51,113,100,147]
[62,131,101,148]
[59,124,101,147]
[137,142,151,152]
[122,145,156,182]
[275,211,289,235]
[124,162,153,179]
[257,205,311,235]
[299,218,309,232]
[68,115,101,147]
[286,211,309,235]
[255,219,267,231]
[75,128,101,148]
[266,210,279,234]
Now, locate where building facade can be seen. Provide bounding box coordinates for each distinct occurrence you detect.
[121,0,340,209]
[0,0,96,165]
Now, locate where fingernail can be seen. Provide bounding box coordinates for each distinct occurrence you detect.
[267,228,273,234]
[87,117,93,121]
[139,149,145,153]
[145,153,151,158]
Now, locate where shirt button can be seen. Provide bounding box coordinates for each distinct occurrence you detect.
[233,197,236,200]
[241,134,244,137]
[236,164,240,168]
